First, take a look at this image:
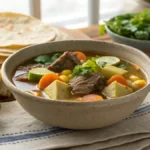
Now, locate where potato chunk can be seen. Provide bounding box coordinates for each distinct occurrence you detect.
[100,65,128,79]
[44,80,71,100]
[103,81,133,98]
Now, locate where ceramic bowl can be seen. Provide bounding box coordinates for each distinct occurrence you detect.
[2,40,150,129]
[105,24,150,51]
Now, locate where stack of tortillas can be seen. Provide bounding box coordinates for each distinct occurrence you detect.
[0,12,72,65]
[0,12,72,99]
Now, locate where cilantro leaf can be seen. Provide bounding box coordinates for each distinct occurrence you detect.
[34,55,51,64]
[34,53,61,64]
[72,66,91,77]
[117,64,127,70]
[51,53,61,61]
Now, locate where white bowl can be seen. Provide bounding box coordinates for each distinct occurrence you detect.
[2,40,150,129]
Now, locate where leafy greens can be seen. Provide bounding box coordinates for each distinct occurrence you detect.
[72,57,100,77]
[34,53,61,64]
[100,9,150,40]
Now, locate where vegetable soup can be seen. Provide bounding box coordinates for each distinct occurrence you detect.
[13,51,147,102]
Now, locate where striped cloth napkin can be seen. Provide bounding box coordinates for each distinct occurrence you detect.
[0,93,150,150]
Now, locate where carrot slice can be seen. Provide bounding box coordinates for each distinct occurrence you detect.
[76,94,103,102]
[38,73,62,89]
[74,51,87,62]
[107,75,128,86]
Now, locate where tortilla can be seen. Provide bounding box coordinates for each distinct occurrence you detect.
[0,47,20,64]
[0,56,7,64]
[0,27,73,64]
[0,49,15,53]
[0,12,56,48]
[0,48,14,64]
[0,14,73,65]
[51,27,73,41]
[0,12,74,100]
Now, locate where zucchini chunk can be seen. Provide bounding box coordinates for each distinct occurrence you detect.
[28,68,53,82]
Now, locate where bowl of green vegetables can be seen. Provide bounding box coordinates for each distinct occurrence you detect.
[100,9,150,50]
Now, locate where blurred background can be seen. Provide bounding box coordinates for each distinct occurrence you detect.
[0,0,149,29]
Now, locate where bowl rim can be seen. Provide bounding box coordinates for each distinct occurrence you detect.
[105,17,150,43]
[2,40,150,106]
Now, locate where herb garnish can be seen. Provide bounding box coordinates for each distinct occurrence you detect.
[34,53,61,64]
[72,66,92,77]
[117,64,127,70]
[72,57,100,77]
[99,9,150,40]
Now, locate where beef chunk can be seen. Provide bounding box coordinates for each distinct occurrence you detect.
[47,51,81,72]
[69,72,106,96]
[18,64,49,72]
[15,73,28,82]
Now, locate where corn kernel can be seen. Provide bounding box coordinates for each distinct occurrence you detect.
[132,80,146,89]
[126,80,133,88]
[129,75,140,82]
[61,70,72,76]
[68,74,72,79]
[134,65,140,71]
[60,75,70,83]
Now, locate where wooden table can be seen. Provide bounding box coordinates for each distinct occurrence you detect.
[78,25,150,57]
